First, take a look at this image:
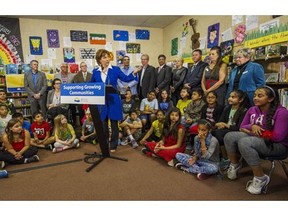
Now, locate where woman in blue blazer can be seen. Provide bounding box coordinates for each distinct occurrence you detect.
[90,49,140,152]
[226,48,265,105]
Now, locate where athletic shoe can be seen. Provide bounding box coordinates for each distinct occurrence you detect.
[175,162,184,170]
[197,173,210,180]
[141,147,152,157]
[120,138,129,146]
[76,143,80,148]
[131,140,139,149]
[52,147,64,153]
[110,149,116,153]
[220,158,231,171]
[227,163,242,180]
[246,175,270,195]
[45,144,53,151]
[0,161,5,170]
[0,170,8,178]
[25,155,40,163]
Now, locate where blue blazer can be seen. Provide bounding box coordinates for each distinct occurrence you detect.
[226,61,265,104]
[90,66,138,121]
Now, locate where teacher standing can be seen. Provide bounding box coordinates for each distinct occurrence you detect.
[90,49,141,152]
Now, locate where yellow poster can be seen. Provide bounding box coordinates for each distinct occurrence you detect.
[244,31,288,48]
[6,73,55,93]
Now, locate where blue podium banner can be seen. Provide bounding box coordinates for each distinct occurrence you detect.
[60,83,105,105]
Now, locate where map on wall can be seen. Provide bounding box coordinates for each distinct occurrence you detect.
[70,30,88,42]
[0,17,24,65]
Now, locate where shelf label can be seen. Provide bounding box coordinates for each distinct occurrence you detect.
[60,83,105,105]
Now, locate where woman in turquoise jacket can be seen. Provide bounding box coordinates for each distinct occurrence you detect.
[90,49,140,152]
[226,48,265,105]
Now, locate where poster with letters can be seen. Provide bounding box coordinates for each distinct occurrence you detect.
[70,30,88,42]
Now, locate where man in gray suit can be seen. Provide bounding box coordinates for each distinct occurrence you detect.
[155,54,172,95]
[24,60,48,117]
[72,61,93,122]
[137,54,155,101]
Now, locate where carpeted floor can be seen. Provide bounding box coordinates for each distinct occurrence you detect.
[1,142,288,200]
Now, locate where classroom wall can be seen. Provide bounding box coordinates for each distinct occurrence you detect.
[163,15,288,62]
[19,18,164,69]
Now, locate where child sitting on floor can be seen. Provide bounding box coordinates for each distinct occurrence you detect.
[80,109,97,144]
[53,114,80,153]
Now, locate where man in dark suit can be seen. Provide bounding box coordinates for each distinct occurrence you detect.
[24,60,48,117]
[72,61,93,124]
[155,54,172,95]
[183,49,208,92]
[137,54,155,101]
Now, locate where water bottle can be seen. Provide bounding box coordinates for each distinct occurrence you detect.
[0,170,8,178]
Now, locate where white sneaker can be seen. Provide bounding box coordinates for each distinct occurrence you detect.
[227,163,242,180]
[1,161,5,169]
[120,138,129,146]
[246,175,270,195]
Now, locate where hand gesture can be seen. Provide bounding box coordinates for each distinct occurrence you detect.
[251,125,264,137]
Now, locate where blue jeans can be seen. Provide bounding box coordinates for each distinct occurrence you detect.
[176,152,219,175]
[224,131,288,166]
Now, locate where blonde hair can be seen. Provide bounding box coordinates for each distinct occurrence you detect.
[53,114,67,132]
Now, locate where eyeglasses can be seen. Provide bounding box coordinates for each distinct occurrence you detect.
[55,83,61,85]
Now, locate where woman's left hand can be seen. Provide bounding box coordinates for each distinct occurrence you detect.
[133,66,142,75]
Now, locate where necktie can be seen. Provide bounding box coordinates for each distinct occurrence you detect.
[83,73,86,82]
[158,67,161,73]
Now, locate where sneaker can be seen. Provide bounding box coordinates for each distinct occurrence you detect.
[197,173,210,180]
[110,149,116,153]
[220,158,231,171]
[0,170,8,178]
[0,161,5,170]
[92,139,97,145]
[120,138,129,146]
[52,147,64,153]
[246,175,270,195]
[45,144,53,151]
[131,140,139,149]
[141,147,152,157]
[167,159,175,167]
[25,155,40,163]
[76,143,80,148]
[227,163,242,180]
[175,162,184,170]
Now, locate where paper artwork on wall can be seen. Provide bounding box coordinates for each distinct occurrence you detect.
[69,63,79,73]
[116,50,126,66]
[182,22,189,37]
[29,36,43,55]
[207,23,220,48]
[113,30,129,41]
[171,38,178,56]
[79,48,96,59]
[135,29,150,40]
[47,29,60,48]
[126,43,141,54]
[63,48,75,63]
[220,39,234,57]
[90,34,106,45]
[234,24,246,44]
[70,30,88,42]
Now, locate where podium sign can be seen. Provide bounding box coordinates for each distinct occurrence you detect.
[60,83,105,104]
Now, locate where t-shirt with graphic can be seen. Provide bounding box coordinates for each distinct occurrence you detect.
[55,124,75,141]
[121,99,136,114]
[31,121,51,140]
[82,119,95,135]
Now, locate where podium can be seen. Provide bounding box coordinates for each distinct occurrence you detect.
[84,85,128,172]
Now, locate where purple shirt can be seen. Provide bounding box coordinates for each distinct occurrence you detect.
[240,105,288,146]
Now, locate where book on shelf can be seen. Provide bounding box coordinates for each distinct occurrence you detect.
[0,64,5,75]
[265,73,279,83]
[6,64,18,74]
[278,88,288,109]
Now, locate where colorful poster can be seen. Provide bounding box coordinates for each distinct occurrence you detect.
[220,39,234,56]
[113,30,129,41]
[90,34,106,45]
[63,48,75,63]
[171,38,178,56]
[135,29,150,40]
[5,74,25,92]
[47,29,60,48]
[126,43,141,54]
[29,36,43,55]
[116,50,126,66]
[79,48,96,59]
[207,23,220,48]
[70,30,88,42]
[0,17,24,65]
